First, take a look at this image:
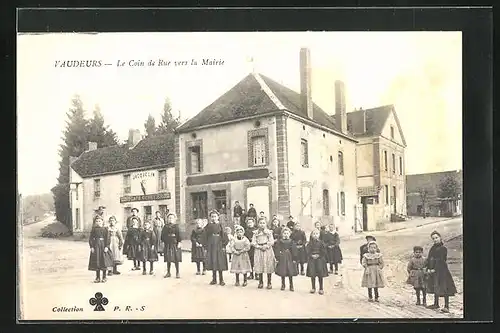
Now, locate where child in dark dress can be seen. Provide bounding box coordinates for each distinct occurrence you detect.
[161,213,182,278]
[291,222,307,275]
[407,245,427,306]
[323,224,343,274]
[424,231,457,313]
[244,217,257,279]
[274,227,298,291]
[306,228,329,295]
[123,217,141,270]
[191,219,207,275]
[88,216,114,283]
[139,220,159,275]
[203,209,229,286]
[270,217,282,254]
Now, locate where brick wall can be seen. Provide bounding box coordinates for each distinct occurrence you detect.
[275,115,290,217]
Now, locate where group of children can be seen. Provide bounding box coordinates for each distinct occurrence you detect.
[88,210,457,313]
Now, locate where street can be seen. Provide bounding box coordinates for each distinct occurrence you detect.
[18,217,463,320]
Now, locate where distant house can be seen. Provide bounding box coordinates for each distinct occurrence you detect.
[69,131,175,235]
[346,105,407,231]
[406,170,462,217]
[175,48,359,237]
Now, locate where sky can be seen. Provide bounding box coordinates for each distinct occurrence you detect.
[17,31,462,196]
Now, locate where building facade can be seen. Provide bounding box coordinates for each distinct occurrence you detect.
[406,170,462,217]
[175,48,358,237]
[347,105,407,231]
[69,132,176,235]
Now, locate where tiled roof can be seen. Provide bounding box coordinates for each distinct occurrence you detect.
[71,134,175,178]
[346,105,393,137]
[406,170,463,196]
[176,73,348,136]
[358,186,380,197]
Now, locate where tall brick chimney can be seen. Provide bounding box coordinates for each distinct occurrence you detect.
[128,129,142,149]
[335,80,347,133]
[300,48,313,119]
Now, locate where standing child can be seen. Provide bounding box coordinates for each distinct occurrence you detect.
[153,211,165,256]
[323,224,343,275]
[361,241,385,302]
[139,220,159,275]
[191,219,207,275]
[225,226,234,263]
[244,217,257,279]
[407,246,427,306]
[123,217,141,270]
[291,222,307,275]
[88,216,114,283]
[161,213,182,278]
[252,217,276,289]
[230,225,252,286]
[102,217,114,276]
[424,231,457,313]
[274,227,298,291]
[306,229,329,295]
[107,216,124,276]
[311,221,326,241]
[270,217,282,248]
[203,209,229,286]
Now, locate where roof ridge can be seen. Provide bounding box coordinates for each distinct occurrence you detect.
[252,72,286,110]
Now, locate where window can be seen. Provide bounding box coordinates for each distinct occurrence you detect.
[336,193,340,216]
[75,185,79,200]
[158,170,167,191]
[383,150,388,171]
[188,146,202,174]
[340,191,345,216]
[144,206,152,222]
[252,136,266,166]
[192,192,208,219]
[301,186,312,216]
[384,185,389,204]
[94,179,101,198]
[399,156,403,175]
[213,190,227,213]
[390,126,395,139]
[323,189,330,215]
[338,151,344,175]
[392,186,397,205]
[392,154,396,174]
[123,207,131,229]
[300,139,309,167]
[75,208,80,230]
[123,174,131,194]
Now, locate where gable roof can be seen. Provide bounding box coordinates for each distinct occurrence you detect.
[71,134,175,178]
[346,105,407,146]
[177,73,353,140]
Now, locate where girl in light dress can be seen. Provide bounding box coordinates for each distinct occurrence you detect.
[225,226,234,263]
[229,225,252,287]
[361,241,385,302]
[107,216,124,276]
[252,217,276,289]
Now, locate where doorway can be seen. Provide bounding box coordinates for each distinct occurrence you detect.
[392,186,397,214]
[246,186,270,220]
[191,192,208,220]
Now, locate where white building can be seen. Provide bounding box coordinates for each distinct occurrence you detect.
[69,130,175,235]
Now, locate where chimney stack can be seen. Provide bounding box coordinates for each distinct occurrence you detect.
[88,142,98,151]
[128,129,142,149]
[335,80,347,133]
[300,48,314,119]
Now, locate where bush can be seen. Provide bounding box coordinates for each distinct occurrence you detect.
[40,221,71,238]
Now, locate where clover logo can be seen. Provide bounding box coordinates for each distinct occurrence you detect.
[89,292,108,311]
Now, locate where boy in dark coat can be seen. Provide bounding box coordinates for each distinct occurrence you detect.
[88,217,114,283]
[244,217,258,279]
[360,235,379,265]
[203,209,229,286]
[291,222,307,275]
[161,213,182,278]
[126,208,142,229]
[191,219,207,275]
[247,203,257,219]
[239,209,247,229]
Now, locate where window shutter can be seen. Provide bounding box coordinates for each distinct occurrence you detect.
[186,145,192,175]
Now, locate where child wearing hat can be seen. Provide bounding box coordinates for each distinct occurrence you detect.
[161,212,182,278]
[244,217,258,279]
[127,208,142,229]
[88,216,114,283]
[360,235,379,265]
[229,225,252,286]
[251,217,276,289]
[191,219,207,275]
[203,209,229,285]
[407,245,427,306]
[274,226,298,291]
[361,240,385,302]
[123,217,142,270]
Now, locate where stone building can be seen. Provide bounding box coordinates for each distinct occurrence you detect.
[69,130,176,235]
[346,105,407,231]
[174,48,358,237]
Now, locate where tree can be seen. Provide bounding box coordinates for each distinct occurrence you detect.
[417,187,429,218]
[52,95,88,228]
[438,174,461,199]
[156,98,180,136]
[87,105,119,147]
[144,114,156,138]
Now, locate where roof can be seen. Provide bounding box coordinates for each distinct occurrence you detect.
[406,170,463,196]
[346,105,407,146]
[71,134,175,178]
[177,73,352,139]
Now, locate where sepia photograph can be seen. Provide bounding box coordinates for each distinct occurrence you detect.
[17,30,463,320]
